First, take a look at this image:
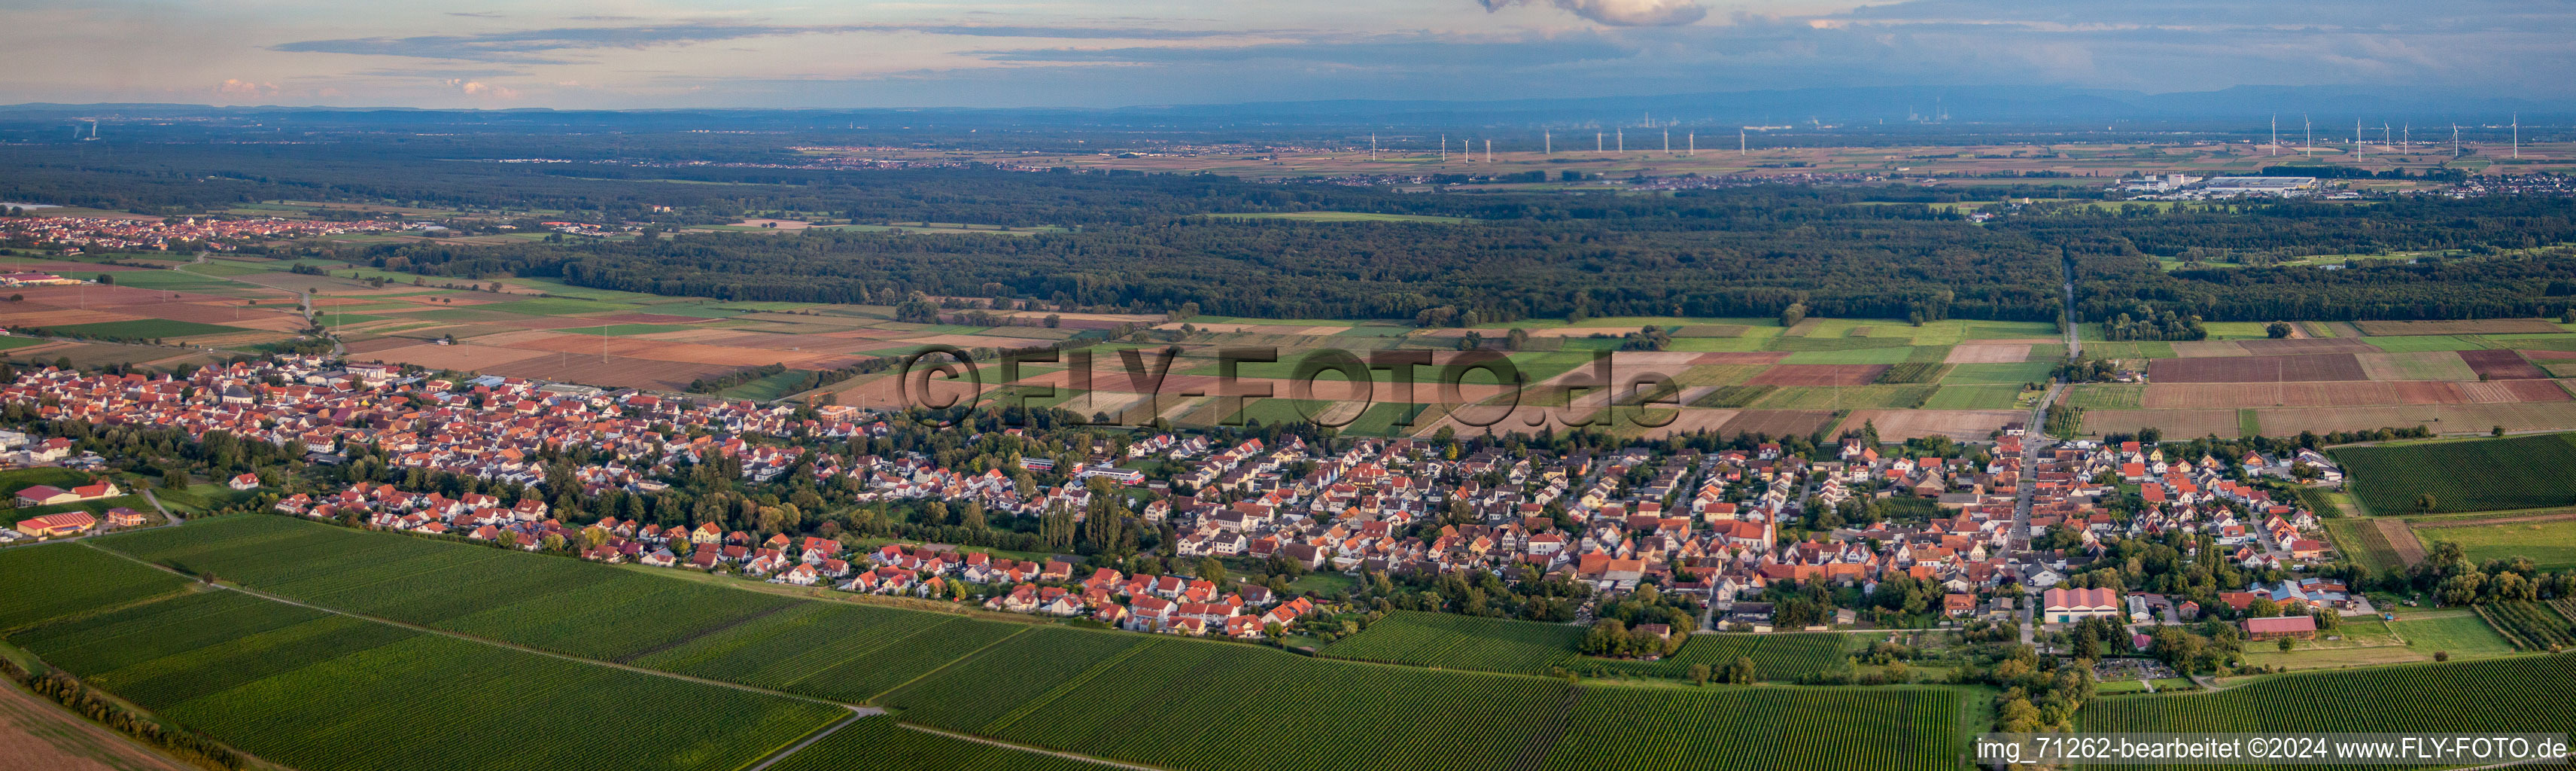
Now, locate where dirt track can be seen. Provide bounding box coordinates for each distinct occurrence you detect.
[0,679,188,771]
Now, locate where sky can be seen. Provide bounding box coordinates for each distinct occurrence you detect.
[4,0,2572,109]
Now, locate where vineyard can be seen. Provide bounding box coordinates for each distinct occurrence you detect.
[1584,633,1852,681]
[1318,614,1850,682]
[884,631,1574,771]
[94,515,1046,702]
[0,543,190,631]
[96,515,801,660]
[2333,433,2576,514]
[65,517,1978,771]
[633,602,1027,702]
[765,716,1109,771]
[2082,653,2576,744]
[1,580,847,771]
[1538,686,1965,771]
[1318,611,1586,674]
[2476,602,2576,651]
[881,623,1965,771]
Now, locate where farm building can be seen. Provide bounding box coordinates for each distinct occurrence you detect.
[2243,615,2319,641]
[2042,587,2123,623]
[14,480,120,507]
[16,510,97,538]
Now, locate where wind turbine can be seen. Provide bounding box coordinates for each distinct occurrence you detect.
[2270,115,2279,157]
[1543,130,1551,155]
[2303,115,2313,157]
[2513,113,2520,159]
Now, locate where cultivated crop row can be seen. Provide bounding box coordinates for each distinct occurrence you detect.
[0,543,189,630]
[1318,611,1584,674]
[2,576,846,771]
[2478,602,2575,651]
[1540,686,1963,771]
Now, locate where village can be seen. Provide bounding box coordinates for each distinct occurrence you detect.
[0,355,2359,648]
[0,213,404,254]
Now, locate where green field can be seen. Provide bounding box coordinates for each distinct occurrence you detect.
[2082,654,2576,743]
[1318,611,1586,673]
[96,515,805,661]
[0,544,191,631]
[1922,383,2024,410]
[881,626,1963,771]
[2363,335,2495,353]
[71,515,1975,771]
[1941,361,2057,385]
[1755,385,1938,410]
[2414,518,2576,571]
[555,322,699,337]
[632,602,1026,704]
[1584,632,1853,681]
[2060,383,2145,409]
[764,715,1109,771]
[2,584,846,771]
[1318,612,1851,682]
[2321,517,2404,573]
[47,318,253,339]
[2335,433,2576,513]
[1780,346,1918,364]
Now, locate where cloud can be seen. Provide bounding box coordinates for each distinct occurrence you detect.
[446,78,520,99]
[272,23,1271,63]
[976,37,1632,68]
[216,78,278,96]
[1477,0,1707,26]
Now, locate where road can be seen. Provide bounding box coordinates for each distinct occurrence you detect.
[2061,266,2083,359]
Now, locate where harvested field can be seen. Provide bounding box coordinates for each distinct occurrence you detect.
[8,284,229,306]
[584,312,716,325]
[2258,402,2576,434]
[2356,319,2565,335]
[0,308,138,327]
[2461,349,2550,379]
[1671,364,1767,387]
[2459,379,2574,403]
[497,333,863,368]
[1620,407,1742,440]
[2082,408,2244,437]
[1944,344,2030,364]
[2148,354,2366,383]
[2168,341,2249,358]
[342,337,421,355]
[481,355,740,392]
[1746,364,1890,387]
[354,343,554,370]
[1687,352,1793,365]
[2358,351,2480,381]
[0,680,190,771]
[1717,410,1838,437]
[2234,338,2377,355]
[2140,380,2571,409]
[1840,409,2022,441]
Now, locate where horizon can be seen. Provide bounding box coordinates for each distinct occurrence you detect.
[9,1,2576,111]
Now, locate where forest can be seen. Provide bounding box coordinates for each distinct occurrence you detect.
[6,134,2575,324]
